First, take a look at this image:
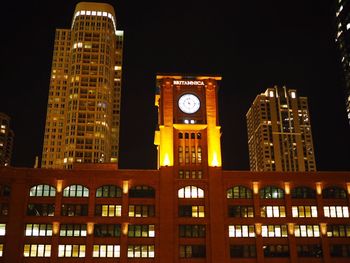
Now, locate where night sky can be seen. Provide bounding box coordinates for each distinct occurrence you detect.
[0,0,349,170]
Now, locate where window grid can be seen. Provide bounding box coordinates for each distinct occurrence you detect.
[25,224,52,236]
[178,186,204,198]
[260,186,284,199]
[292,206,318,218]
[260,206,286,217]
[94,224,121,237]
[128,224,155,237]
[327,225,350,237]
[179,225,205,238]
[262,225,288,237]
[60,224,87,237]
[63,185,89,197]
[179,205,205,218]
[128,205,155,217]
[228,205,254,218]
[96,185,122,198]
[294,225,320,237]
[95,205,121,217]
[229,225,255,237]
[93,245,120,258]
[179,245,206,258]
[29,185,56,197]
[58,244,86,257]
[24,244,51,257]
[127,245,155,258]
[323,206,349,218]
[227,186,253,199]
[230,245,256,258]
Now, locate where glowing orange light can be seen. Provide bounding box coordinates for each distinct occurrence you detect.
[87,222,94,235]
[123,180,129,194]
[56,180,63,193]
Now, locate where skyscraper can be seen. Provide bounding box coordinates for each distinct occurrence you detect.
[0,113,14,166]
[335,0,350,124]
[42,2,123,169]
[246,86,316,172]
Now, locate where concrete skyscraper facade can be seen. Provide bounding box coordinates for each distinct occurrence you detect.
[335,0,350,124]
[246,86,316,172]
[0,113,14,167]
[42,2,123,169]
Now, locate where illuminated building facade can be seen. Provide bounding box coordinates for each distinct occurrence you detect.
[0,113,14,167]
[0,74,349,262]
[335,0,350,124]
[246,86,316,172]
[42,2,124,169]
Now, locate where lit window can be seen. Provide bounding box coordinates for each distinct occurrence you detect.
[327,225,350,237]
[60,224,86,237]
[347,23,350,30]
[93,245,120,258]
[0,244,3,257]
[294,225,320,237]
[63,185,89,197]
[269,91,274,97]
[228,225,255,237]
[128,205,155,217]
[96,185,122,198]
[23,244,51,257]
[292,206,318,217]
[262,225,288,237]
[227,186,253,199]
[128,224,155,237]
[179,205,205,218]
[25,224,52,236]
[324,206,349,218]
[58,245,85,257]
[127,245,155,258]
[95,205,121,217]
[260,206,286,217]
[178,186,204,198]
[291,91,296,98]
[0,224,5,236]
[29,185,56,197]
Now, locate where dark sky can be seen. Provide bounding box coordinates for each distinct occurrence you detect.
[0,0,349,170]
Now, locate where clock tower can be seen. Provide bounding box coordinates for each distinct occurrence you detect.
[154,74,222,172]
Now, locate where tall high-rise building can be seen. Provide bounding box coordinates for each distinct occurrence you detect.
[335,0,350,124]
[42,2,123,169]
[246,86,316,172]
[0,113,14,166]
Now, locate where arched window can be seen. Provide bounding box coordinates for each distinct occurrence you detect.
[96,185,122,198]
[29,184,56,197]
[63,185,89,197]
[178,186,204,198]
[227,186,253,199]
[291,186,316,199]
[0,184,10,197]
[322,186,347,199]
[129,186,155,198]
[260,186,284,199]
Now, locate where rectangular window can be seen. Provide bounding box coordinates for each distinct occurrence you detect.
[294,225,320,237]
[95,205,121,217]
[230,245,256,258]
[260,206,286,217]
[330,244,350,257]
[58,245,86,257]
[178,205,205,218]
[27,204,55,216]
[263,245,289,257]
[61,204,88,216]
[127,245,154,258]
[179,245,206,258]
[228,225,255,237]
[185,146,189,164]
[262,225,288,237]
[191,146,196,163]
[25,224,52,236]
[297,244,323,257]
[292,206,318,217]
[94,224,121,237]
[93,245,120,258]
[324,206,349,218]
[23,244,51,257]
[128,205,155,217]
[0,224,5,236]
[179,225,205,238]
[197,146,202,163]
[128,225,155,237]
[60,224,86,237]
[228,206,254,218]
[0,244,2,257]
[178,146,183,164]
[327,225,350,237]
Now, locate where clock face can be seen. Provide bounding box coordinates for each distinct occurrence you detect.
[178,94,200,114]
